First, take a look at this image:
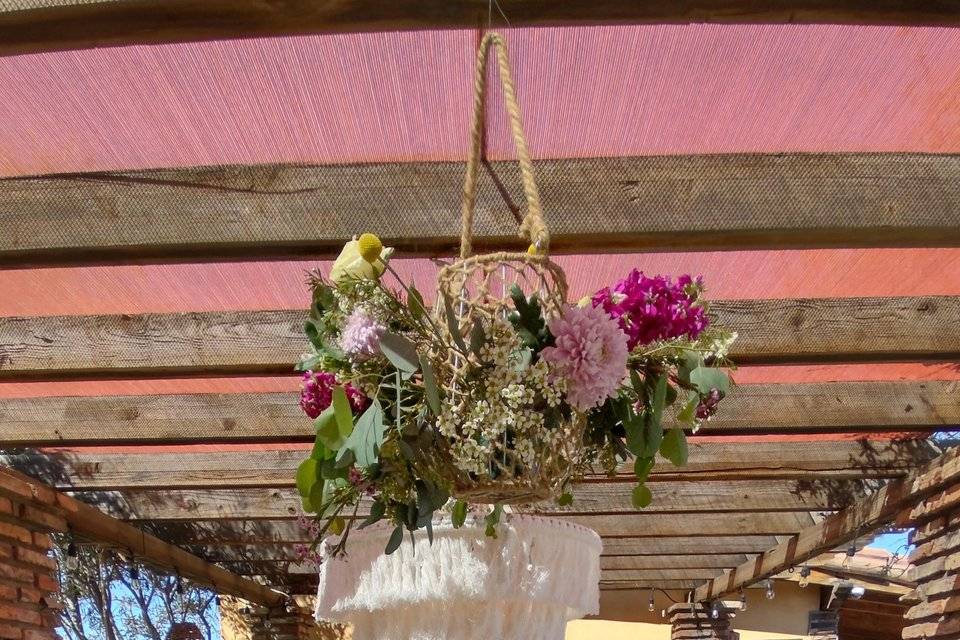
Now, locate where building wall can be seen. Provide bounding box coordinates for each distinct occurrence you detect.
[566,582,821,640]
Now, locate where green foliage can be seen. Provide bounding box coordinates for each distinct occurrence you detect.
[442,293,469,353]
[419,354,441,415]
[557,492,574,507]
[379,332,421,373]
[332,386,354,437]
[385,524,405,555]
[660,428,689,466]
[451,500,468,528]
[507,284,551,351]
[690,366,731,396]
[485,504,504,538]
[632,483,653,509]
[342,400,385,467]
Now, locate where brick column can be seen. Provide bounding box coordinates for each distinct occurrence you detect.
[668,603,737,640]
[220,596,350,640]
[902,484,960,640]
[0,474,65,640]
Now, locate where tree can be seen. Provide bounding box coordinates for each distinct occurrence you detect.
[52,535,219,640]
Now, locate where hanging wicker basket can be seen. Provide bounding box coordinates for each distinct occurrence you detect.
[166,622,203,640]
[435,33,583,505]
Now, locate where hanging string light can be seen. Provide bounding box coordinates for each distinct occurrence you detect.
[710,601,722,619]
[843,543,857,568]
[764,579,776,600]
[739,589,747,612]
[65,541,79,570]
[647,589,655,612]
[798,566,811,588]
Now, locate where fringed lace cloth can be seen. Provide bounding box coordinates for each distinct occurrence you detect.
[315,514,602,640]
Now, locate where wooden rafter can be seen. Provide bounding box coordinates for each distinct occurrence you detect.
[1,381,953,445]
[1,296,957,381]
[3,154,960,267]
[692,446,960,602]
[0,467,283,606]
[2,1,960,56]
[2,439,934,490]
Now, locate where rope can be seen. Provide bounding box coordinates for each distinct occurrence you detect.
[460,32,549,259]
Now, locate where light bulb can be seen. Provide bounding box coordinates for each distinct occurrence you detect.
[711,602,721,619]
[843,544,856,568]
[648,590,655,612]
[130,565,140,590]
[764,580,776,600]
[739,590,747,612]
[799,566,811,589]
[65,542,79,570]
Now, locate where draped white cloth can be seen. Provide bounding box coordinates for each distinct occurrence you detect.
[314,514,602,640]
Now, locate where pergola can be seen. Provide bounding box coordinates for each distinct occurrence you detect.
[1,2,960,639]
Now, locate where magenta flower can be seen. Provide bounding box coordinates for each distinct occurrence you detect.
[540,305,629,411]
[340,309,386,361]
[299,371,369,418]
[592,271,709,349]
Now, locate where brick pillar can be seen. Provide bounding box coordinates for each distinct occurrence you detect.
[0,474,65,640]
[901,484,960,640]
[220,596,350,640]
[668,603,738,640]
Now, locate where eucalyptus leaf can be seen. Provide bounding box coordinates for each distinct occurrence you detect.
[344,400,386,467]
[419,354,441,416]
[408,286,427,321]
[633,456,655,483]
[632,483,653,509]
[295,459,320,498]
[557,492,574,507]
[358,500,387,530]
[426,520,435,545]
[385,525,405,555]
[442,293,469,353]
[451,500,468,528]
[470,319,487,355]
[677,392,700,425]
[660,428,689,467]
[332,386,354,438]
[315,407,345,450]
[329,516,346,536]
[689,366,731,396]
[379,332,421,373]
[301,494,316,514]
[334,447,355,469]
[643,374,668,457]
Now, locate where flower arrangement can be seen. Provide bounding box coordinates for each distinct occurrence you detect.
[294,232,735,556]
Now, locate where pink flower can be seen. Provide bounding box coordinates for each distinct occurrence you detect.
[299,371,369,418]
[340,309,386,361]
[540,305,629,411]
[592,271,709,349]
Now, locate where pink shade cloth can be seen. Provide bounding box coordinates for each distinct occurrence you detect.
[1,25,960,176]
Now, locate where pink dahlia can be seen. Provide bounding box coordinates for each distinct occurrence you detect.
[592,271,709,349]
[299,371,369,418]
[340,309,385,361]
[540,305,629,411]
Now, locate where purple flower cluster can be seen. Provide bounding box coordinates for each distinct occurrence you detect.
[696,388,724,421]
[299,371,369,419]
[592,270,709,349]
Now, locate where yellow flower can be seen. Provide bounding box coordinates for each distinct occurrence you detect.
[527,243,545,256]
[576,296,591,308]
[330,236,394,284]
[357,233,383,264]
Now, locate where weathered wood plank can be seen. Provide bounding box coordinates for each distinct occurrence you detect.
[1,381,953,444]
[2,2,960,57]
[3,154,960,267]
[62,479,859,522]
[2,296,956,380]
[4,439,932,489]
[693,447,960,602]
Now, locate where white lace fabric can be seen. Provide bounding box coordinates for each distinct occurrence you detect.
[315,514,602,639]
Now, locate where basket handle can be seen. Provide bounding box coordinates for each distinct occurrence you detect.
[460,32,549,259]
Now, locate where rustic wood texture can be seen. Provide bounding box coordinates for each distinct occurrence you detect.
[1,296,956,380]
[3,439,933,490]
[62,479,860,522]
[3,1,960,56]
[0,467,283,606]
[1,381,953,445]
[3,154,960,267]
[693,446,960,602]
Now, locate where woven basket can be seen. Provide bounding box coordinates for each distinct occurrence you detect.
[435,33,583,505]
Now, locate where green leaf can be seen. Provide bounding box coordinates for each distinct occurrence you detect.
[634,456,655,483]
[678,351,703,385]
[426,520,434,545]
[407,286,427,321]
[451,500,468,528]
[484,504,503,538]
[358,500,387,530]
[296,459,320,498]
[301,494,316,514]
[419,354,441,416]
[343,400,386,467]
[314,407,345,450]
[677,392,699,425]
[689,367,730,396]
[328,516,346,536]
[379,332,421,373]
[642,374,668,457]
[334,447,355,469]
[632,483,653,509]
[306,479,325,514]
[557,492,574,507]
[660,428,689,467]
[442,293,469,353]
[332,387,354,438]
[313,283,336,311]
[470,319,487,355]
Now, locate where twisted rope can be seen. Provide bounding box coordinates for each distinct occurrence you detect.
[460,32,549,259]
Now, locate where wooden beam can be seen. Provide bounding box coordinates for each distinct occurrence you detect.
[60,480,862,521]
[2,1,960,56]
[601,555,748,570]
[2,297,957,381]
[4,439,932,489]
[1,381,953,445]
[0,467,283,606]
[692,446,960,602]
[3,154,960,268]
